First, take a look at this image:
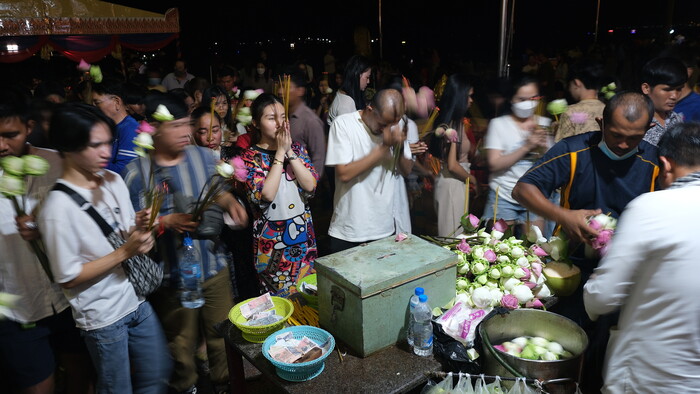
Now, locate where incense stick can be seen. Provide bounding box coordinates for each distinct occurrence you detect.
[464,177,470,215]
[494,185,500,223]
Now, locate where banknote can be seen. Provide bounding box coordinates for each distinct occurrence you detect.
[240,293,274,319]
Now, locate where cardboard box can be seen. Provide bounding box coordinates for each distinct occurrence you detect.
[316,235,457,357]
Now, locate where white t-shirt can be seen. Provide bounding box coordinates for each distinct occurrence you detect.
[0,146,69,323]
[327,92,357,126]
[325,111,410,242]
[393,118,418,234]
[39,171,142,331]
[484,115,549,203]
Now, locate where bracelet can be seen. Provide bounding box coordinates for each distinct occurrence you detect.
[273,159,284,166]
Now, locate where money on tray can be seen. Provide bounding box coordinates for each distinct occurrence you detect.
[269,335,324,364]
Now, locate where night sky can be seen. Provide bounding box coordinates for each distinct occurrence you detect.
[105,0,698,73]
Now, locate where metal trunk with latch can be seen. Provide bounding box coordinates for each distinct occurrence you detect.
[316,235,457,357]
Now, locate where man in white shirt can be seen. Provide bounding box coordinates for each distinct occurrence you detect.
[584,122,700,393]
[162,59,195,91]
[325,89,412,252]
[0,88,93,393]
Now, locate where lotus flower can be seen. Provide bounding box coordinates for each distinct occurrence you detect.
[461,213,481,233]
[457,239,471,253]
[471,286,492,308]
[500,294,519,310]
[152,105,174,122]
[435,126,445,137]
[444,128,458,143]
[527,225,547,244]
[137,121,155,134]
[21,155,48,176]
[89,65,103,83]
[493,219,508,233]
[501,277,521,292]
[525,299,544,308]
[484,249,497,263]
[547,99,568,119]
[216,161,235,178]
[395,232,408,242]
[1,156,26,176]
[134,133,154,151]
[529,244,548,257]
[511,284,534,304]
[0,174,25,196]
[77,59,91,72]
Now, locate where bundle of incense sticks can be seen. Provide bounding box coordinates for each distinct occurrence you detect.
[278,74,291,123]
[419,106,440,138]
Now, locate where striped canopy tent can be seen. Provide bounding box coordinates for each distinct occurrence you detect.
[0,0,179,63]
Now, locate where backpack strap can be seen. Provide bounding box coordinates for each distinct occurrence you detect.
[52,183,114,237]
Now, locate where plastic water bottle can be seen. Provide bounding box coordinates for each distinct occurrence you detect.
[411,294,433,357]
[407,287,425,346]
[179,236,204,308]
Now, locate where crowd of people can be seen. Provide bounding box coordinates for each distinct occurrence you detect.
[1,38,700,394]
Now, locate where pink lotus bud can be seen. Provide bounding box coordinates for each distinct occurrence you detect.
[526,299,544,308]
[77,59,90,71]
[530,245,548,257]
[493,219,508,233]
[230,156,248,182]
[520,267,531,280]
[457,239,471,253]
[445,128,458,143]
[530,262,542,278]
[395,232,408,242]
[494,344,507,352]
[524,281,537,289]
[500,294,519,310]
[137,121,155,134]
[435,126,445,137]
[588,219,603,231]
[484,249,497,263]
[464,214,480,232]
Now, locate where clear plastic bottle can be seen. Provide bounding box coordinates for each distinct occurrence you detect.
[411,294,433,357]
[407,287,425,346]
[179,236,204,308]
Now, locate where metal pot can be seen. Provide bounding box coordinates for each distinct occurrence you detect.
[478,309,588,394]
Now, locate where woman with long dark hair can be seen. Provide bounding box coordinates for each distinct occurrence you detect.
[327,55,372,124]
[428,74,479,236]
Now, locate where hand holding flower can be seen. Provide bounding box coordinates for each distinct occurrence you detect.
[16,214,40,241]
[558,208,602,244]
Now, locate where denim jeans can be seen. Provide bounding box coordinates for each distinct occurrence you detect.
[81,301,172,394]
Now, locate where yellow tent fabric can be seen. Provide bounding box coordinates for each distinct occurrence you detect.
[0,0,178,36]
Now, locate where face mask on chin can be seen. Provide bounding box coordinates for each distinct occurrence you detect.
[598,138,638,160]
[511,100,538,118]
[256,68,266,75]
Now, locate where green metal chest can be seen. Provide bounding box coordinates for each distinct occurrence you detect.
[316,235,457,357]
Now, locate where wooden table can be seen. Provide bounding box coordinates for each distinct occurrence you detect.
[217,320,443,394]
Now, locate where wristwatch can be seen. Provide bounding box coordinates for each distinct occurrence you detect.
[286,153,298,160]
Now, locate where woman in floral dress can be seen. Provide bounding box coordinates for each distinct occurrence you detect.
[240,93,318,297]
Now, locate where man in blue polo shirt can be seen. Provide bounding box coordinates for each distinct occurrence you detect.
[512,91,659,393]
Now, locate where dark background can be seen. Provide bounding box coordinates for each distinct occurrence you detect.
[100,0,699,77]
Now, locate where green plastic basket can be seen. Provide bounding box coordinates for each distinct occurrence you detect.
[229,296,294,343]
[297,274,318,309]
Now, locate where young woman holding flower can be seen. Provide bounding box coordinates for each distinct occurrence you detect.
[428,74,479,236]
[482,75,551,235]
[39,103,171,393]
[241,93,318,297]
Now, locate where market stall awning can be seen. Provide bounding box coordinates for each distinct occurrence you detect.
[0,0,179,63]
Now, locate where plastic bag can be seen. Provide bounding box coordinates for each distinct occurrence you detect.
[432,322,481,374]
[507,378,538,394]
[473,375,488,394]
[422,372,453,394]
[453,373,475,394]
[484,376,504,393]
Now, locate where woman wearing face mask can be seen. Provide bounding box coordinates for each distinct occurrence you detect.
[481,76,551,234]
[247,60,274,94]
